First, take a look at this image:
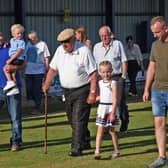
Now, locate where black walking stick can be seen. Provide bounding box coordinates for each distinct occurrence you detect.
[44,92,48,154]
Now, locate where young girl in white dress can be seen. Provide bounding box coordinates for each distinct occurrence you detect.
[94,60,120,159]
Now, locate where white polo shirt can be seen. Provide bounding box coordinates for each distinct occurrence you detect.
[50,45,96,89]
[93,39,127,75]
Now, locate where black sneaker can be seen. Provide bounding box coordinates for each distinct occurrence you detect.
[120,123,128,132]
[81,143,91,150]
[68,148,82,157]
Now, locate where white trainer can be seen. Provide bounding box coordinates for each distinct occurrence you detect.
[6,87,19,96]
[112,151,120,159]
[3,81,16,91]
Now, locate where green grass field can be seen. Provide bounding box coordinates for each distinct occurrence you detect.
[0,99,167,168]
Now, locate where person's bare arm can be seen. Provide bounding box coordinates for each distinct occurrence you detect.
[143,61,155,102]
[6,49,23,64]
[44,57,50,72]
[110,82,118,123]
[86,71,97,104]
[121,61,127,78]
[42,68,57,94]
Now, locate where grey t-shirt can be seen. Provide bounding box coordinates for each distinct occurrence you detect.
[150,40,168,91]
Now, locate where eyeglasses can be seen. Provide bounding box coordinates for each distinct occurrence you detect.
[60,39,71,44]
[28,38,35,41]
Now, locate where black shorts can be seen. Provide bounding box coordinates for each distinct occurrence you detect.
[11,59,24,66]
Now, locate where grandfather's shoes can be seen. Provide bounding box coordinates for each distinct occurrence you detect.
[120,123,128,132]
[68,148,82,157]
[81,143,91,150]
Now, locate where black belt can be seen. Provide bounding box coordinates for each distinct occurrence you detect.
[100,102,112,105]
[63,83,89,92]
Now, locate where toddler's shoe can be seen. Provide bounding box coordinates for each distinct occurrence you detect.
[3,81,16,91]
[6,87,19,96]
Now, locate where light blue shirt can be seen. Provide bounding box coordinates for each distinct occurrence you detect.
[93,39,127,75]
[25,41,50,74]
[9,38,25,60]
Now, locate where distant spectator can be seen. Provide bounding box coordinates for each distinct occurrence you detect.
[75,25,92,50]
[125,35,144,96]
[24,31,50,114]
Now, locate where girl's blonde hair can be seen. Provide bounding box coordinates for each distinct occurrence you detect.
[99,60,113,71]
[75,25,87,43]
[11,24,24,34]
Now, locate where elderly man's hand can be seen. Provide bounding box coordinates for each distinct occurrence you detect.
[42,82,50,95]
[86,92,97,104]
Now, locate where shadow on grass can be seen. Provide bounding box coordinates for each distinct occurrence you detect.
[0,137,72,152]
[89,138,159,158]
[85,125,163,157]
[129,106,152,112]
[118,126,154,139]
[1,114,96,132]
[0,119,70,132]
[0,113,67,124]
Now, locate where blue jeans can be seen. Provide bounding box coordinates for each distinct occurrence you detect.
[151,90,168,116]
[0,88,22,146]
[0,88,5,108]
[25,74,44,110]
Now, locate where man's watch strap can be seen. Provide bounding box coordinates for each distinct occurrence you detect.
[90,90,96,93]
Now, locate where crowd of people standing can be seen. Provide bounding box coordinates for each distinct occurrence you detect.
[0,15,168,168]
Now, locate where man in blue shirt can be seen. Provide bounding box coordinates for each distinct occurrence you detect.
[0,33,23,152]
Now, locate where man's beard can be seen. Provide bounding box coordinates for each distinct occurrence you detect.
[160,31,168,42]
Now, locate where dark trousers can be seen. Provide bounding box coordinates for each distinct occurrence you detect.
[127,60,140,94]
[112,75,129,127]
[63,84,91,150]
[25,74,44,110]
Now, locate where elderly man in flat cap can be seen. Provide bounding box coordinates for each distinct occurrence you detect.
[43,28,97,156]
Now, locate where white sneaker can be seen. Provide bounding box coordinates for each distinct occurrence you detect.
[3,81,16,91]
[94,151,101,160]
[112,151,120,158]
[6,87,19,96]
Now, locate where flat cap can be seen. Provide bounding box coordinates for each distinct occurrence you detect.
[57,28,74,42]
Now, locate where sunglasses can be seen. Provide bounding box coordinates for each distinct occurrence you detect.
[60,39,72,44]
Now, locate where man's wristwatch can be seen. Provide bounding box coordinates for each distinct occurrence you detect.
[90,90,96,94]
